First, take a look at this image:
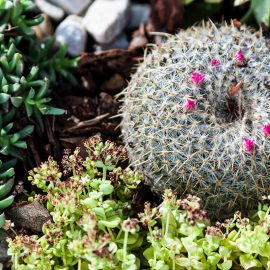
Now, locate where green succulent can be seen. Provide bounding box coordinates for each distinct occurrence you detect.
[0,158,16,228]
[0,0,43,35]
[7,137,270,269]
[26,37,79,86]
[8,136,143,270]
[0,0,78,159]
[121,21,270,216]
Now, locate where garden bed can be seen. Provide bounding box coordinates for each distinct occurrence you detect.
[0,0,269,269]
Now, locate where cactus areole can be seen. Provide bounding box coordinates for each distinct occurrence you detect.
[121,22,270,215]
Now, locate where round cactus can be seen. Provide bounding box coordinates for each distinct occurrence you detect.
[121,21,270,215]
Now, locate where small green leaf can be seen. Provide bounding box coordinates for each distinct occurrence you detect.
[10,96,23,107]
[25,103,33,117]
[116,249,124,261]
[18,125,34,138]
[3,122,13,133]
[239,254,262,269]
[0,93,9,104]
[39,106,65,115]
[217,260,233,270]
[26,66,39,82]
[99,183,114,195]
[99,217,121,228]
[13,141,27,149]
[36,79,49,99]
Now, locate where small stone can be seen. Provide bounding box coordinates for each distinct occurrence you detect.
[83,0,130,44]
[55,15,87,56]
[127,4,150,29]
[35,0,64,21]
[96,33,129,51]
[7,201,51,232]
[32,13,54,40]
[50,0,92,14]
[101,73,126,93]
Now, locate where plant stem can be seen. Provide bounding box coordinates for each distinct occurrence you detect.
[107,227,115,241]
[173,257,176,270]
[123,230,129,262]
[102,165,107,180]
[15,253,18,269]
[78,259,81,270]
[72,164,76,177]
[165,209,170,238]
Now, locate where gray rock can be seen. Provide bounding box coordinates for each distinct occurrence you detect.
[83,0,130,44]
[50,0,92,15]
[0,231,9,263]
[127,4,150,29]
[55,15,87,56]
[7,201,51,232]
[96,33,129,51]
[35,0,64,21]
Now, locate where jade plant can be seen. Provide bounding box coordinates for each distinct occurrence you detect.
[7,137,270,269]
[121,21,270,215]
[0,0,78,159]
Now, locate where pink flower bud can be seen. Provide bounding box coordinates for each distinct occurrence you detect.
[211,59,220,66]
[236,50,245,63]
[244,138,255,153]
[262,124,270,137]
[190,72,205,85]
[185,98,196,111]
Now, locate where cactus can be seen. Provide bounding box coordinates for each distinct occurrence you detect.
[121,21,270,215]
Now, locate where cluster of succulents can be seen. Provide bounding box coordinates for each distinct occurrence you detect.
[0,0,78,224]
[121,21,270,216]
[7,136,270,269]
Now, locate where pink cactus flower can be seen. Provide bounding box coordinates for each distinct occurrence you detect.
[211,59,220,66]
[244,138,255,153]
[190,72,205,85]
[236,50,245,63]
[262,124,270,137]
[185,98,196,111]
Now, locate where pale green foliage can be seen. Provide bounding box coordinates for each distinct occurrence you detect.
[7,137,270,269]
[121,22,270,215]
[8,136,143,270]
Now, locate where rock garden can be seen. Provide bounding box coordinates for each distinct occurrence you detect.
[0,0,270,269]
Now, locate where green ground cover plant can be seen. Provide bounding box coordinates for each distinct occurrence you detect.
[7,136,270,270]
